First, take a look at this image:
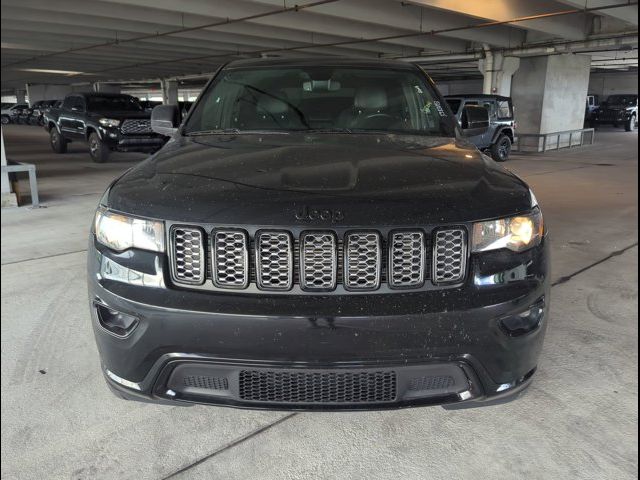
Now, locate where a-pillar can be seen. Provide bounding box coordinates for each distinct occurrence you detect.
[162,79,178,105]
[511,53,591,150]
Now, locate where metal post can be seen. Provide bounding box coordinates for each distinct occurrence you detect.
[27,164,39,207]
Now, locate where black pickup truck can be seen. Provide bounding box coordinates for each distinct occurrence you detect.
[44,93,166,162]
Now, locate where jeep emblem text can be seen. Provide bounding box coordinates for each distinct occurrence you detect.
[295,206,344,222]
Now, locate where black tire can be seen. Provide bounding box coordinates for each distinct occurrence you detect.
[624,115,636,132]
[50,128,67,153]
[1,115,10,125]
[88,132,110,163]
[490,134,512,162]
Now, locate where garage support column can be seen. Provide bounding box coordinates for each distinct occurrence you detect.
[1,128,18,207]
[15,89,26,104]
[511,53,591,150]
[161,80,178,105]
[478,53,520,96]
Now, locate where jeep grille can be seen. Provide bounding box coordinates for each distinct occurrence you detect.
[168,227,468,292]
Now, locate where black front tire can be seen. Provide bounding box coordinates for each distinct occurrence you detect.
[1,115,10,125]
[625,115,636,132]
[88,132,110,163]
[50,128,67,153]
[490,134,512,162]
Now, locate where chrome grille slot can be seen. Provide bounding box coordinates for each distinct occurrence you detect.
[170,226,205,285]
[300,232,337,290]
[120,119,152,135]
[256,231,293,290]
[212,230,249,289]
[389,231,426,288]
[433,228,467,284]
[344,232,381,290]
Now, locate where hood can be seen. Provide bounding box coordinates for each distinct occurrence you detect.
[107,133,532,226]
[88,110,151,120]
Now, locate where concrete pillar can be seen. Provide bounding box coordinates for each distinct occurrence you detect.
[15,89,26,104]
[511,53,591,149]
[162,80,178,105]
[1,128,18,207]
[478,54,520,97]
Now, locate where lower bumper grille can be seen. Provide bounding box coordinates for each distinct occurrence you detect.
[161,362,476,408]
[238,369,397,404]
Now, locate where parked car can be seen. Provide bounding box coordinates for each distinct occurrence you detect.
[445,94,516,161]
[16,104,35,124]
[1,103,29,124]
[44,93,167,162]
[591,94,638,131]
[138,100,162,111]
[28,100,58,126]
[88,58,549,411]
[585,94,600,125]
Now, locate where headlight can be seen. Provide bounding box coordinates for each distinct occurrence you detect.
[99,118,121,128]
[94,207,164,252]
[472,208,544,253]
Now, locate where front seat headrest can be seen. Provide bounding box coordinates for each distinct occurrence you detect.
[354,86,388,110]
[256,96,289,115]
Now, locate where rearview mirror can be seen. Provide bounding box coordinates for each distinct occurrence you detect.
[151,104,179,136]
[461,105,489,137]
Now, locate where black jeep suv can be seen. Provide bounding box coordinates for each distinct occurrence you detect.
[88,58,549,410]
[591,94,638,131]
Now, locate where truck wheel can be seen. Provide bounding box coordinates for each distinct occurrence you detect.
[490,134,511,162]
[50,128,67,153]
[625,115,636,132]
[1,115,9,125]
[88,132,110,163]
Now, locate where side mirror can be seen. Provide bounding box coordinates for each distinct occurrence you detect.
[151,104,179,136]
[461,105,489,136]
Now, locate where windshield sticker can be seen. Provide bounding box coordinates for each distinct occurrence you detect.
[433,101,447,117]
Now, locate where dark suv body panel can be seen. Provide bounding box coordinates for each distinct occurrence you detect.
[88,58,549,410]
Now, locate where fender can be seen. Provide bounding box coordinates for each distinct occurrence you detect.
[491,126,514,144]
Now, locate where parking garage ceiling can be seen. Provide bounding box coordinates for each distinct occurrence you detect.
[1,0,638,91]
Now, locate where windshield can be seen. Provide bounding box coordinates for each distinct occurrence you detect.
[184,66,455,136]
[606,95,638,106]
[87,95,143,113]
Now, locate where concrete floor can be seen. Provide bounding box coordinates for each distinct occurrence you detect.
[1,124,637,480]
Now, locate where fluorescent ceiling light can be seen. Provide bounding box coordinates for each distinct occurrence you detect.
[17,68,90,76]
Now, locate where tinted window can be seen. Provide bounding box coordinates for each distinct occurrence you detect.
[185,67,455,136]
[606,95,638,106]
[445,99,462,114]
[86,95,143,112]
[496,100,512,119]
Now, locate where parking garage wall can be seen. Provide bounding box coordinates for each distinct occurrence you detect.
[589,71,638,99]
[25,84,92,104]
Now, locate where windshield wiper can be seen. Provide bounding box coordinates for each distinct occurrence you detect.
[305,128,353,134]
[185,128,290,136]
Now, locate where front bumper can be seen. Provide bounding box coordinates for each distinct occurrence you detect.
[88,236,550,410]
[593,110,633,123]
[99,126,166,152]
